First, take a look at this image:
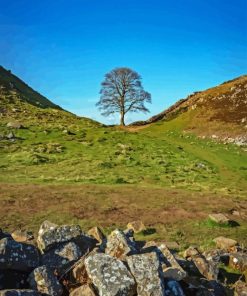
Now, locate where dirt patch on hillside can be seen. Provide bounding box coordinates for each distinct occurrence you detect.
[1,183,246,233]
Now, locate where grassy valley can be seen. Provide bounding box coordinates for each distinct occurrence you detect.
[0,67,247,249]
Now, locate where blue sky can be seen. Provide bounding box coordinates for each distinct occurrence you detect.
[0,0,246,124]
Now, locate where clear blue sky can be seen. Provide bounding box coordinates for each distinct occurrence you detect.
[0,0,246,124]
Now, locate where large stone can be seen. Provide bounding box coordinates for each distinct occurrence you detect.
[85,253,136,296]
[184,246,200,259]
[229,253,247,272]
[127,252,165,296]
[159,244,187,281]
[41,241,83,271]
[105,229,137,260]
[28,265,63,296]
[0,237,39,272]
[87,227,105,243]
[208,214,229,225]
[213,236,238,250]
[37,221,96,253]
[127,221,146,233]
[70,285,97,296]
[0,290,40,296]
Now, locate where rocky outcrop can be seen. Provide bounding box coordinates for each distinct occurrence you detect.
[0,221,246,296]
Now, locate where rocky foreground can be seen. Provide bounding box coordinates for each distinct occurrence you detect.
[0,220,246,296]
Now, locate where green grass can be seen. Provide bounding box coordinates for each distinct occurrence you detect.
[0,113,246,198]
[0,92,247,250]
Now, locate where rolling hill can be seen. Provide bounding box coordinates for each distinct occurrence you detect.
[0,65,63,110]
[131,75,247,144]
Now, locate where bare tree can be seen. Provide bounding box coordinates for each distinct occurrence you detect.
[96,67,151,126]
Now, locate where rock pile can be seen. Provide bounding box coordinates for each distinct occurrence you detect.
[0,221,246,296]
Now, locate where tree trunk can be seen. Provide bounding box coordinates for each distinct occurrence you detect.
[120,112,125,126]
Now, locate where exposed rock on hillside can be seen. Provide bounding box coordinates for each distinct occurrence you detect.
[131,75,247,144]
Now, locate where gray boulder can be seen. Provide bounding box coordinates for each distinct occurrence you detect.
[127,252,165,296]
[41,241,83,271]
[28,265,63,296]
[85,253,136,296]
[37,221,96,253]
[0,237,39,272]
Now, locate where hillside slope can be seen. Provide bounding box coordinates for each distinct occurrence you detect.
[0,66,63,110]
[132,75,247,143]
[0,66,100,129]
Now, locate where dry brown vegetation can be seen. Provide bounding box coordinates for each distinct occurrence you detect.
[1,183,246,249]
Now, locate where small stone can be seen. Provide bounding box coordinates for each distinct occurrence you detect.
[0,237,39,272]
[105,229,137,260]
[127,252,165,296]
[209,213,229,225]
[70,284,97,296]
[28,265,63,296]
[184,246,200,259]
[6,122,24,129]
[127,221,146,233]
[11,230,34,243]
[85,253,136,296]
[87,226,105,243]
[6,132,15,140]
[213,236,238,250]
[229,253,247,272]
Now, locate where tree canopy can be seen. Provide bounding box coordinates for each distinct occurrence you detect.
[96,67,151,125]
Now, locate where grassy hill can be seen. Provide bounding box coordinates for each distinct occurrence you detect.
[131,75,247,143]
[0,66,64,110]
[0,68,246,248]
